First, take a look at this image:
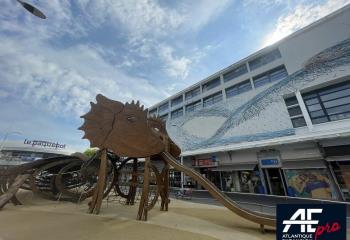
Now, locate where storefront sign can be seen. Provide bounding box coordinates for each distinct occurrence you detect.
[193,156,218,167]
[259,158,281,168]
[24,139,66,149]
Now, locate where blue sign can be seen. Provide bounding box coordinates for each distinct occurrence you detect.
[260,158,280,167]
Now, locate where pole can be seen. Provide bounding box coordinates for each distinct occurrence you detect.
[180,156,184,191]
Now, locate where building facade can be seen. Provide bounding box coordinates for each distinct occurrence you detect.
[149,6,350,202]
[0,139,74,167]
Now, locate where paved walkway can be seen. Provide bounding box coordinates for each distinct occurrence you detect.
[0,191,276,240]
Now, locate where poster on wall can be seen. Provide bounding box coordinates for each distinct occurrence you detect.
[284,169,337,200]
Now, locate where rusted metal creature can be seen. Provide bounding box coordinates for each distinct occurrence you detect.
[0,94,275,230]
[79,94,275,227]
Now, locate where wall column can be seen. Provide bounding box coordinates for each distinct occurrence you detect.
[295,90,313,130]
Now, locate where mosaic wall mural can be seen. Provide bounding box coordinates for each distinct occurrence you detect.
[167,38,350,152]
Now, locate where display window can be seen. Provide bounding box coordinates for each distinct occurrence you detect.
[329,161,350,201]
[220,170,265,194]
[284,168,337,200]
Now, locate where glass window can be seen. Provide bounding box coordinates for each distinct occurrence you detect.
[148,108,157,117]
[171,108,183,119]
[303,80,350,124]
[202,77,221,92]
[238,170,264,194]
[288,106,302,116]
[186,100,201,113]
[249,48,282,71]
[171,95,183,107]
[284,96,307,128]
[284,168,337,200]
[285,96,298,107]
[330,161,350,201]
[203,91,223,107]
[225,80,252,98]
[159,114,168,122]
[158,102,169,114]
[253,65,288,88]
[185,87,200,100]
[291,117,307,128]
[223,64,248,82]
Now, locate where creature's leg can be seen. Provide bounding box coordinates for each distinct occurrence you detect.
[160,162,170,211]
[0,174,30,210]
[163,163,170,211]
[89,149,107,214]
[127,158,138,205]
[137,157,150,221]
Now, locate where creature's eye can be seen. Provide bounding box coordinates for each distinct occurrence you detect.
[153,127,160,132]
[126,116,137,122]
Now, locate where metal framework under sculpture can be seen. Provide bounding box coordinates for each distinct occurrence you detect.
[0,94,276,230]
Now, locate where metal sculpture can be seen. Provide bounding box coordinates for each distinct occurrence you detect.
[0,94,275,230]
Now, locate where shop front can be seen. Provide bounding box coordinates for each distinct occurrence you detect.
[323,143,350,201]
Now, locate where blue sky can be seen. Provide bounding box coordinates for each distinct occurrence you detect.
[0,0,349,151]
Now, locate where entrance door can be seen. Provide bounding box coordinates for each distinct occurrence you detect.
[264,168,286,196]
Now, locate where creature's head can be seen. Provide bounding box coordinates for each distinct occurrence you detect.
[79,94,180,158]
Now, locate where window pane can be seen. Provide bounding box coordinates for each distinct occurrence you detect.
[326,104,350,115]
[319,81,350,96]
[171,108,183,119]
[320,87,350,102]
[185,87,200,100]
[159,114,168,122]
[159,102,169,113]
[223,64,248,82]
[226,87,239,98]
[149,109,157,116]
[171,95,183,107]
[329,112,350,121]
[238,81,252,93]
[186,101,201,113]
[288,106,302,116]
[254,75,269,88]
[285,96,298,106]
[226,80,251,98]
[303,93,318,100]
[307,104,322,111]
[253,65,287,88]
[309,110,326,118]
[249,49,281,71]
[203,92,222,107]
[323,95,350,108]
[202,77,220,92]
[292,117,307,128]
[270,68,288,82]
[312,117,328,124]
[305,98,319,105]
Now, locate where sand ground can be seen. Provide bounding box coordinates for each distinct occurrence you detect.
[0,191,275,240]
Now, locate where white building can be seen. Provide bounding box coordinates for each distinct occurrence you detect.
[149,5,350,202]
[0,139,74,166]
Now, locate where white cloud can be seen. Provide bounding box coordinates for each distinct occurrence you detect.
[0,0,231,120]
[262,0,350,47]
[0,36,167,116]
[76,0,231,79]
[158,45,192,80]
[77,0,184,39]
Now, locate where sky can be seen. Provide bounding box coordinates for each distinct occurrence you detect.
[0,0,349,152]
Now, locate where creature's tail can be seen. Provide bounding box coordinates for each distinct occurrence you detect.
[161,151,276,227]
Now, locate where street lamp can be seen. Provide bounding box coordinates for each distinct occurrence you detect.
[17,0,47,19]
